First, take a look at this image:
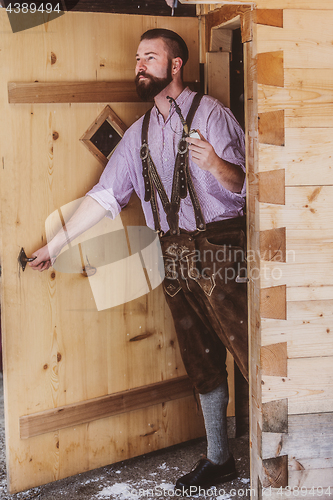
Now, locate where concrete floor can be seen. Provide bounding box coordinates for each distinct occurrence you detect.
[0,373,250,500]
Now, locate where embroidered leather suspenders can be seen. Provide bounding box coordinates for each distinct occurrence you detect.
[140,93,206,236]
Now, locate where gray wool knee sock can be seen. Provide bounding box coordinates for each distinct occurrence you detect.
[199,380,230,465]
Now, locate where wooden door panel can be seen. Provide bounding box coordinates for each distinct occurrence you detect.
[0,10,206,493]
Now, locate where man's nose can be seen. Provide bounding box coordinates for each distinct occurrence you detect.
[136,59,146,73]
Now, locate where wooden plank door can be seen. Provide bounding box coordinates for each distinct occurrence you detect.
[0,11,207,493]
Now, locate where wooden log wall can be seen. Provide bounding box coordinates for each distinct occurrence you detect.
[256,5,333,496]
[181,0,333,497]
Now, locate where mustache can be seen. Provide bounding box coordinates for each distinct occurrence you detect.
[135,71,152,83]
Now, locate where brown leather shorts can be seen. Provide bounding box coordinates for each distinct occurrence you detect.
[160,216,248,394]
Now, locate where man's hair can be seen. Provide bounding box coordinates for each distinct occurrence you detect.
[140,29,189,68]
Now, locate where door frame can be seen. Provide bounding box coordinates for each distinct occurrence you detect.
[201,2,258,494]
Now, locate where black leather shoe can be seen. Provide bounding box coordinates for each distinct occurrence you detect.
[175,455,237,495]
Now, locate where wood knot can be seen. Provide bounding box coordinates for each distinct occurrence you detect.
[57,352,62,362]
[43,364,48,370]
[50,272,56,279]
[140,428,159,437]
[51,52,57,65]
[129,332,153,342]
[52,131,59,140]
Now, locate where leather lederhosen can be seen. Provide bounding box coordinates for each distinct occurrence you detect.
[159,217,248,393]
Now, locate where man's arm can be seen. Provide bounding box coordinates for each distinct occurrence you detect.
[186,131,245,194]
[29,196,108,272]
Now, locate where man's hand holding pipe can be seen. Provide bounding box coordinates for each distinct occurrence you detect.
[186,130,245,194]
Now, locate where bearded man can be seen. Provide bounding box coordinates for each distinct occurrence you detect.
[30,29,248,495]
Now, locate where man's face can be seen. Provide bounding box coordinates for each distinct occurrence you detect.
[135,38,173,101]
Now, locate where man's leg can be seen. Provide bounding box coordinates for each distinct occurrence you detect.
[199,379,230,465]
[160,229,244,491]
[163,289,237,492]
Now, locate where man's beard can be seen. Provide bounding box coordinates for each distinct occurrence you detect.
[135,60,172,101]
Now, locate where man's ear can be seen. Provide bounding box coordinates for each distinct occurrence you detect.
[172,57,183,76]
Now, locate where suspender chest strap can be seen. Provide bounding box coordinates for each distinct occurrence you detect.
[140,92,206,235]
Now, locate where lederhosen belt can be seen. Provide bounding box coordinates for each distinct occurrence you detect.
[140,92,205,236]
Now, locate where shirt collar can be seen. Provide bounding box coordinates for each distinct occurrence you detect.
[153,86,193,125]
[174,86,192,108]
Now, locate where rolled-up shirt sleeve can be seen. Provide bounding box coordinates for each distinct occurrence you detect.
[86,133,134,218]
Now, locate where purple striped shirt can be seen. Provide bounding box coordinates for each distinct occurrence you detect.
[87,87,246,232]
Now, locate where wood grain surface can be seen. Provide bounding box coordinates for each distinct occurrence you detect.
[0,11,205,494]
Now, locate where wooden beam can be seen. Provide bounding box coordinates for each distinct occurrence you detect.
[8,81,200,104]
[290,457,333,471]
[262,412,333,460]
[52,0,197,16]
[8,81,138,104]
[262,399,288,433]
[289,469,333,490]
[258,170,285,205]
[262,322,333,360]
[283,69,333,127]
[241,9,253,43]
[260,227,286,262]
[257,10,333,69]
[20,376,194,439]
[259,127,333,184]
[258,110,285,147]
[258,51,284,87]
[260,186,333,232]
[258,84,333,116]
[262,357,333,414]
[180,0,333,8]
[260,285,287,320]
[260,261,333,289]
[257,9,283,28]
[262,455,288,488]
[261,342,288,377]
